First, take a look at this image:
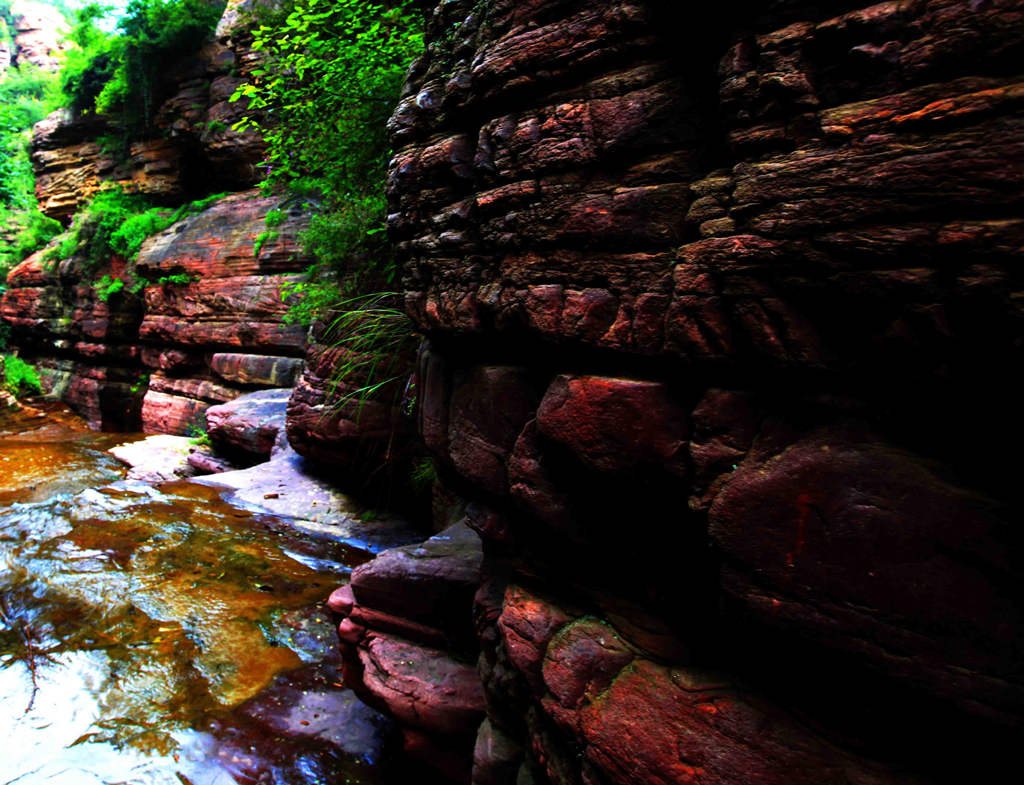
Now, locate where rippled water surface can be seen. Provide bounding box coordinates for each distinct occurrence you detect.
[0,404,393,784]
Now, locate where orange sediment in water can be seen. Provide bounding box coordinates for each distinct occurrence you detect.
[0,404,386,783]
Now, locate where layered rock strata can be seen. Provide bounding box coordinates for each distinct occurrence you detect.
[344,0,1024,783]
[135,191,309,434]
[31,24,263,222]
[2,192,309,432]
[284,324,426,507]
[1,250,146,430]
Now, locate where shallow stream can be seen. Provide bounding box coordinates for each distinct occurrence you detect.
[0,403,400,785]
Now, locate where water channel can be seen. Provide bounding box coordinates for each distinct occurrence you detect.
[0,403,410,785]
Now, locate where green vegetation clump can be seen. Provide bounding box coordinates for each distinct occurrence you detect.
[0,65,62,206]
[410,457,436,493]
[252,229,277,258]
[1,354,43,397]
[154,273,192,286]
[186,424,210,447]
[93,273,125,301]
[0,23,64,277]
[232,0,424,322]
[0,209,62,279]
[50,187,161,271]
[61,0,226,141]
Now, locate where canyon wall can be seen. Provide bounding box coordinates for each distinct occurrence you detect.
[336,0,1024,783]
[2,4,305,434]
[1,191,309,431]
[31,31,263,222]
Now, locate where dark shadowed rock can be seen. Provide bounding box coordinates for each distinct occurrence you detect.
[380,0,1024,782]
[710,425,1022,726]
[349,522,483,647]
[535,375,689,477]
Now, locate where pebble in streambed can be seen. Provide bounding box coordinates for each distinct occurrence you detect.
[0,404,409,785]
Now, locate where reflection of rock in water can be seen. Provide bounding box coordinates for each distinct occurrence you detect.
[0,405,412,784]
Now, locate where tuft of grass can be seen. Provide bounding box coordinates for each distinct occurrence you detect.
[320,292,419,418]
[410,457,436,493]
[185,424,211,447]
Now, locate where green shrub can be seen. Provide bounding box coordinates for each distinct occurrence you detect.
[233,0,422,199]
[57,187,153,271]
[2,354,43,397]
[62,0,225,144]
[154,273,193,286]
[60,3,118,118]
[109,206,175,258]
[0,208,62,275]
[280,194,394,326]
[232,0,424,322]
[186,424,210,447]
[94,274,125,302]
[280,274,345,328]
[264,208,286,229]
[0,63,62,209]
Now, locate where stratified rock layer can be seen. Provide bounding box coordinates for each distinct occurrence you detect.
[2,192,309,432]
[1,250,146,430]
[206,388,290,460]
[357,0,1024,783]
[135,191,309,434]
[31,28,263,222]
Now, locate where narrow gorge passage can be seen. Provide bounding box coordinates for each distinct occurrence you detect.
[2,0,1021,782]
[0,403,410,785]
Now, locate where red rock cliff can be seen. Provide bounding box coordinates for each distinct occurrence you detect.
[336,1,1024,783]
[2,5,302,433]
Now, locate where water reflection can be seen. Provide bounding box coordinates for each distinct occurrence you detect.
[0,405,392,784]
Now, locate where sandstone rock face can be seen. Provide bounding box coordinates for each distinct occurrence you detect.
[10,0,67,71]
[1,251,146,430]
[205,388,290,460]
[285,332,420,503]
[31,32,264,222]
[2,5,308,435]
[377,0,1024,783]
[330,522,485,781]
[2,192,310,433]
[32,111,186,223]
[135,191,310,434]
